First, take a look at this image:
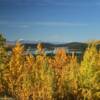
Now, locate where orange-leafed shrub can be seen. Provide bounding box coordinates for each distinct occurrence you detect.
[0,41,100,100]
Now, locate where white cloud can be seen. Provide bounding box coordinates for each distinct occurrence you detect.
[31,0,96,7]
[0,0,98,7]
[0,20,88,27]
[0,21,30,28]
[34,22,88,26]
[19,25,29,28]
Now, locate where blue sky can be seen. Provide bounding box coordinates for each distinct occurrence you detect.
[0,0,100,42]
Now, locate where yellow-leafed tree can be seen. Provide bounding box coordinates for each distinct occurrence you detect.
[79,43,100,100]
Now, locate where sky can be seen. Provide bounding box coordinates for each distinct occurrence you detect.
[0,0,100,42]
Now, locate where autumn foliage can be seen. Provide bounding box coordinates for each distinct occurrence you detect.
[0,41,100,100]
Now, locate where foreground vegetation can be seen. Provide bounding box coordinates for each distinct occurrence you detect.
[0,35,100,100]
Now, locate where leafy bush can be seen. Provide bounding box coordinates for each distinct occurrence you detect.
[0,40,100,100]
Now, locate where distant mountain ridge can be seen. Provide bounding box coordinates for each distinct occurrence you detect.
[6,40,87,50]
[6,40,100,51]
